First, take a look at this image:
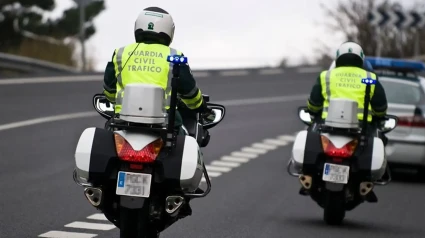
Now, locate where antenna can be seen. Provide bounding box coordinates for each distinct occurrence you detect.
[165,55,188,148]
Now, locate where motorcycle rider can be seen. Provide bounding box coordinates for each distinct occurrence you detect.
[306,41,388,144]
[101,6,214,218]
[102,6,214,135]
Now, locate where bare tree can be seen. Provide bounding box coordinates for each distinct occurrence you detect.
[315,0,425,63]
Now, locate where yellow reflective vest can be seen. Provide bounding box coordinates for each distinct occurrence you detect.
[110,42,181,114]
[319,66,377,122]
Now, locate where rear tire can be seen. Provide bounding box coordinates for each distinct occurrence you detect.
[119,207,160,238]
[323,191,346,226]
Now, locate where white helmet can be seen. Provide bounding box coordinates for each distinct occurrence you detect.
[134,7,175,45]
[335,41,365,66]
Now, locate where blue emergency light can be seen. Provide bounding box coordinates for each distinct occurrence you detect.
[361,78,376,85]
[365,56,425,72]
[167,55,188,64]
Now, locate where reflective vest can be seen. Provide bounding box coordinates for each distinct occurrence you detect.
[320,66,376,122]
[112,43,182,114]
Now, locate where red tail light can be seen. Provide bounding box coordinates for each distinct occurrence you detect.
[321,136,358,158]
[114,134,163,163]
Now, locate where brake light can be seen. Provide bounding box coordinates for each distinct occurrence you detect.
[114,134,163,163]
[321,136,358,158]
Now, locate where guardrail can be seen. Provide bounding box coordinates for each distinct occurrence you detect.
[0,52,81,76]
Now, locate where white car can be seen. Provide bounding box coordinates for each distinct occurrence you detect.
[367,58,425,175]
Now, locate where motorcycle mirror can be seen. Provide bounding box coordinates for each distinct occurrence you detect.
[298,107,312,126]
[93,94,115,120]
[379,114,399,133]
[203,103,226,130]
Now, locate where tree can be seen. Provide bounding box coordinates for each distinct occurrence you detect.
[0,0,105,68]
[314,0,425,65]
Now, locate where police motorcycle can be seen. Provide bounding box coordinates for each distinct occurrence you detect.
[72,55,226,238]
[286,77,398,225]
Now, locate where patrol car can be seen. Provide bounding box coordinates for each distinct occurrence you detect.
[366,57,425,176]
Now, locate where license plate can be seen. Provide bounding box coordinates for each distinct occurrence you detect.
[322,163,350,184]
[116,171,152,198]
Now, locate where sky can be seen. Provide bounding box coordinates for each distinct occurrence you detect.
[51,0,346,71]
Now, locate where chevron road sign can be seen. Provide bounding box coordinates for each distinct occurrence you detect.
[368,9,425,29]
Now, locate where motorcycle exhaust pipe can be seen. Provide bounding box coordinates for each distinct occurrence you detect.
[84,187,103,207]
[299,175,312,189]
[165,196,184,215]
[359,182,374,196]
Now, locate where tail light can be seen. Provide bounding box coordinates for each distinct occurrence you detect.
[114,134,163,163]
[321,135,358,158]
[397,108,425,128]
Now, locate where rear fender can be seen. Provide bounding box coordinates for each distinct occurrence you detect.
[113,130,161,209]
[321,133,355,148]
[114,130,161,150]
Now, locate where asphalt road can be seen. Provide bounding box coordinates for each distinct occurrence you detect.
[0,69,424,238]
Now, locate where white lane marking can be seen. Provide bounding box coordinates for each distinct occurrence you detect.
[0,112,98,132]
[297,67,323,73]
[38,231,98,238]
[258,68,284,75]
[231,151,258,159]
[277,135,296,141]
[0,94,306,132]
[193,72,210,77]
[205,165,232,172]
[251,143,277,150]
[206,171,222,177]
[216,94,308,107]
[263,139,288,146]
[87,214,108,221]
[38,132,298,237]
[0,75,102,85]
[241,147,268,154]
[211,160,241,168]
[221,156,250,163]
[64,221,116,230]
[219,70,249,76]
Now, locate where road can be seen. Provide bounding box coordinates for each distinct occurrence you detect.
[0,67,424,238]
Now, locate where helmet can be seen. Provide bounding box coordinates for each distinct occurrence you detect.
[335,41,365,68]
[134,7,175,45]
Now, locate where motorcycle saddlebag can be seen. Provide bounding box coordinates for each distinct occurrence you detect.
[75,127,118,185]
[302,130,324,175]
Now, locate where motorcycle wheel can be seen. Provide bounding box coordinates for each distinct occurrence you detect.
[119,207,160,238]
[323,191,345,225]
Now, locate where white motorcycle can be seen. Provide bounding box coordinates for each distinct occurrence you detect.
[72,55,226,237]
[287,98,398,225]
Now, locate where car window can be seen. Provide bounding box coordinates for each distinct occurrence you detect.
[379,77,423,105]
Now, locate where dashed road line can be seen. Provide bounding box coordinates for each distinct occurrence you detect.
[219,70,250,76]
[37,131,299,238]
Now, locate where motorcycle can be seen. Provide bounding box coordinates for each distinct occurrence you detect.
[287,98,398,225]
[72,55,226,237]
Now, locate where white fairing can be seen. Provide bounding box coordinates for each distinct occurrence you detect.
[180,136,204,192]
[291,130,308,172]
[371,137,387,180]
[75,127,96,181]
[114,130,160,150]
[325,98,359,129]
[120,84,167,124]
